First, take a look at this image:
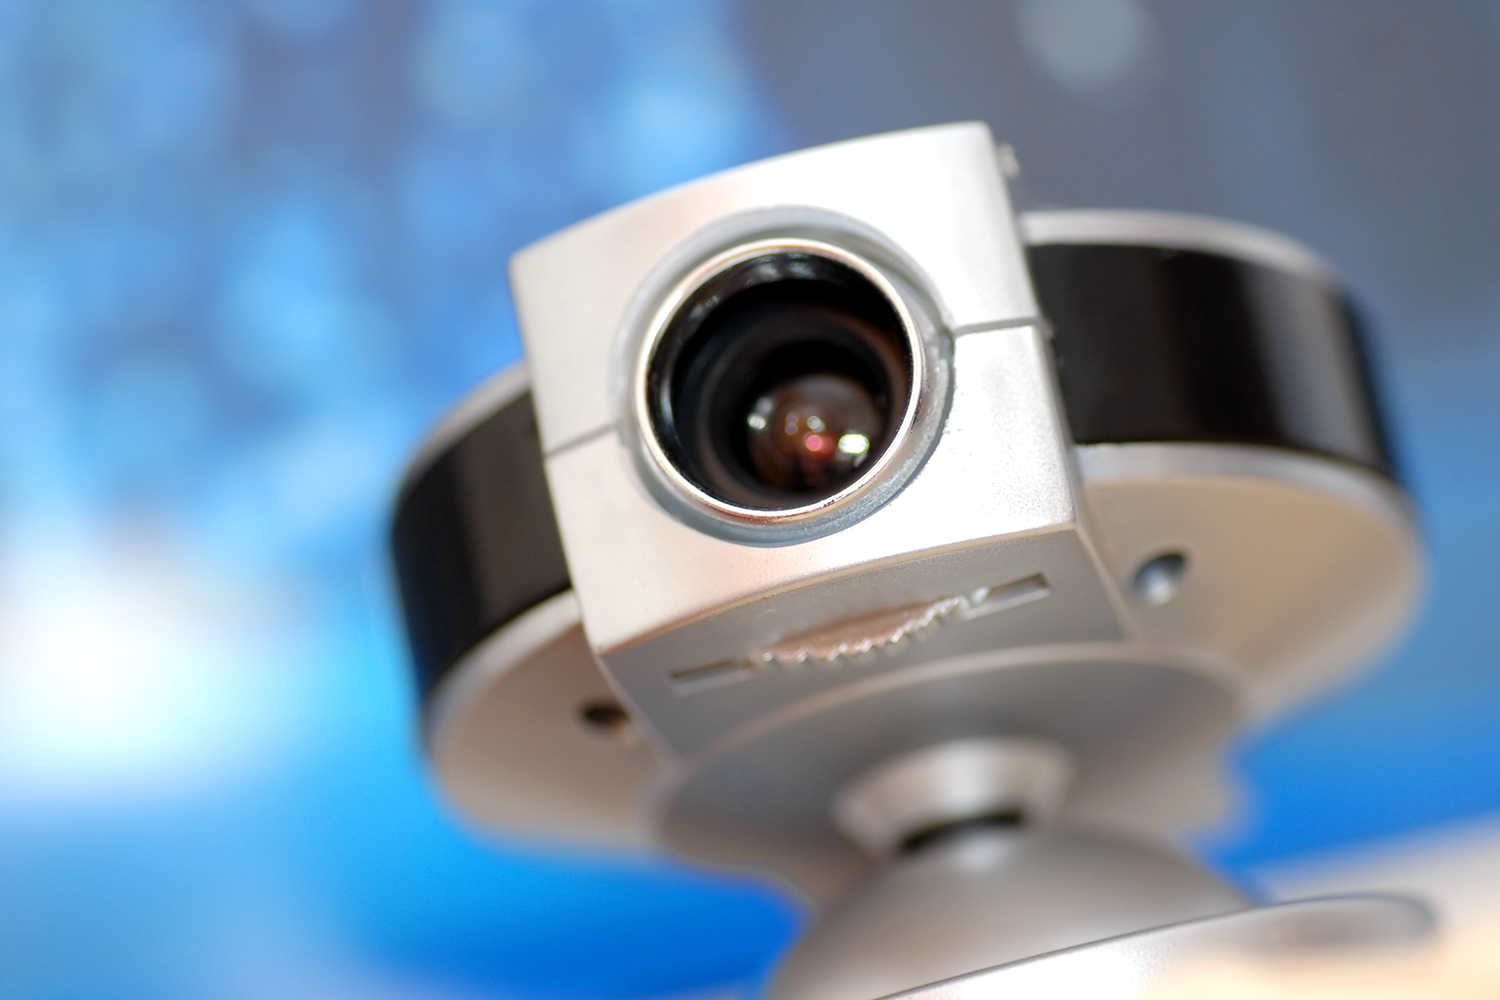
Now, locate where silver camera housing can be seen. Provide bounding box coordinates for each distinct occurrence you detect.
[392,123,1425,997]
[515,125,1133,761]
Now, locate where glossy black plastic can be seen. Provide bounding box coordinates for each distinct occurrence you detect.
[391,391,569,698]
[1027,243,1394,476]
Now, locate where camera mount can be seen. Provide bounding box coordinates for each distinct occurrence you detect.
[392,124,1430,998]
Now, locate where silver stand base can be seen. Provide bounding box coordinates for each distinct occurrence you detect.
[889,895,1433,1000]
[769,827,1432,1000]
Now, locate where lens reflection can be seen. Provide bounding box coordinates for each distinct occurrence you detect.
[649,248,915,512]
[745,373,884,493]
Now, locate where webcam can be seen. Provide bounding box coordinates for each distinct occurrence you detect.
[392,124,1430,999]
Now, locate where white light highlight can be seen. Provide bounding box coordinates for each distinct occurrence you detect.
[838,433,871,457]
[0,521,298,799]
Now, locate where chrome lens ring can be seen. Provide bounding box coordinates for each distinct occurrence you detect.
[635,238,931,533]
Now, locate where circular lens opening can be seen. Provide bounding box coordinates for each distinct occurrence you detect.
[646,247,916,513]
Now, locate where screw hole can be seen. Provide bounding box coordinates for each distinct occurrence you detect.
[1132,552,1187,606]
[579,700,638,746]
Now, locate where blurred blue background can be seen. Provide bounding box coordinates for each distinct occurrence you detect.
[1,1,1498,997]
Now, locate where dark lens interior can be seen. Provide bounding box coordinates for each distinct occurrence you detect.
[648,251,913,510]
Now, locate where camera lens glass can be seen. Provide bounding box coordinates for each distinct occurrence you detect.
[647,248,915,512]
[745,372,883,493]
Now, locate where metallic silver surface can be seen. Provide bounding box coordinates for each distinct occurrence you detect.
[1019,208,1340,287]
[511,122,1037,455]
[514,124,1076,759]
[1076,442,1421,716]
[555,323,1102,758]
[654,651,1237,902]
[417,143,1418,890]
[630,237,941,540]
[831,737,1075,857]
[769,826,1249,1000]
[424,592,660,845]
[417,438,1420,896]
[887,894,1434,1000]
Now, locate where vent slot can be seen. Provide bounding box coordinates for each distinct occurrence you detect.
[960,573,1050,620]
[670,660,761,695]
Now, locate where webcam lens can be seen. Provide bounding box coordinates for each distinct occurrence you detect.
[647,248,915,513]
[746,372,884,493]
